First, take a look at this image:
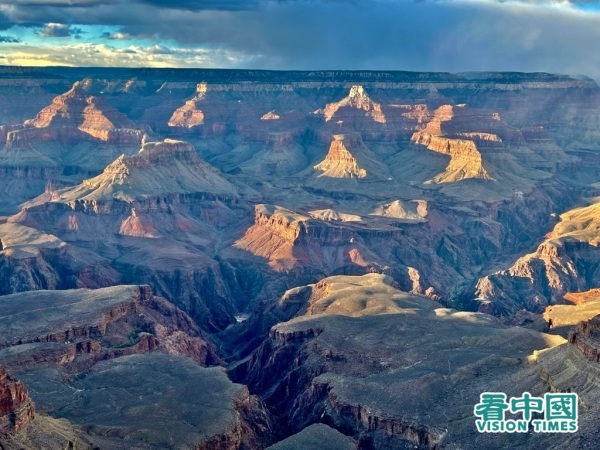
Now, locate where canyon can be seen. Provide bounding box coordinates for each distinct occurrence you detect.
[0,67,599,449]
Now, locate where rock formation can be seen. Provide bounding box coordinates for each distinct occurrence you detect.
[231,274,566,449]
[473,198,600,315]
[168,82,207,128]
[411,105,502,183]
[314,134,368,179]
[58,138,239,202]
[0,67,599,449]
[322,85,386,124]
[0,364,34,436]
[6,81,145,148]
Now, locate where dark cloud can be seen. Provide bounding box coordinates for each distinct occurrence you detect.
[38,22,83,37]
[0,0,599,79]
[137,0,260,11]
[0,35,21,43]
[0,11,13,30]
[5,0,116,6]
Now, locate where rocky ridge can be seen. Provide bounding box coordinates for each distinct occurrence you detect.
[1,68,600,449]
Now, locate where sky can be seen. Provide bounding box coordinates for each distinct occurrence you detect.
[0,0,599,79]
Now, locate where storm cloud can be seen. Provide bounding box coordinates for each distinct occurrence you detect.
[0,0,598,79]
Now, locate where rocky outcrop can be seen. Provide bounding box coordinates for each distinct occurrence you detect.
[233,205,399,273]
[197,387,278,450]
[0,285,218,373]
[168,100,205,128]
[322,85,386,124]
[261,111,281,120]
[7,82,145,148]
[568,315,600,363]
[310,133,392,188]
[0,364,35,436]
[0,223,121,295]
[56,139,239,203]
[168,82,208,128]
[232,274,565,449]
[314,134,368,179]
[409,104,504,183]
[412,132,494,182]
[472,199,600,315]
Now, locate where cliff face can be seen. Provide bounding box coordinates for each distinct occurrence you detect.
[231,274,566,449]
[412,132,494,182]
[322,85,386,124]
[6,82,145,148]
[472,199,600,315]
[1,68,600,448]
[409,104,509,183]
[0,285,219,372]
[0,364,35,436]
[313,135,368,179]
[233,204,406,274]
[0,223,121,295]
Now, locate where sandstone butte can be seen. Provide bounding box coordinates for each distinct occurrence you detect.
[0,67,599,449]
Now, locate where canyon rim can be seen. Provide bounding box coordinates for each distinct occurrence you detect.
[0,65,598,450]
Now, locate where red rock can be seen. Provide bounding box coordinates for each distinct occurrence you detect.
[0,364,34,436]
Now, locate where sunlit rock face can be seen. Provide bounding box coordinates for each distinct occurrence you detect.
[1,67,600,449]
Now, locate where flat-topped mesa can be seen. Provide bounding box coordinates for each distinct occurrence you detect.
[0,364,35,435]
[168,82,208,128]
[55,139,238,204]
[129,139,203,167]
[322,85,386,123]
[314,134,368,179]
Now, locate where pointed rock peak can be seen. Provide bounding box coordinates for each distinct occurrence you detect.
[196,82,208,97]
[65,80,87,96]
[314,134,368,179]
[24,84,88,128]
[323,85,386,123]
[348,85,366,98]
